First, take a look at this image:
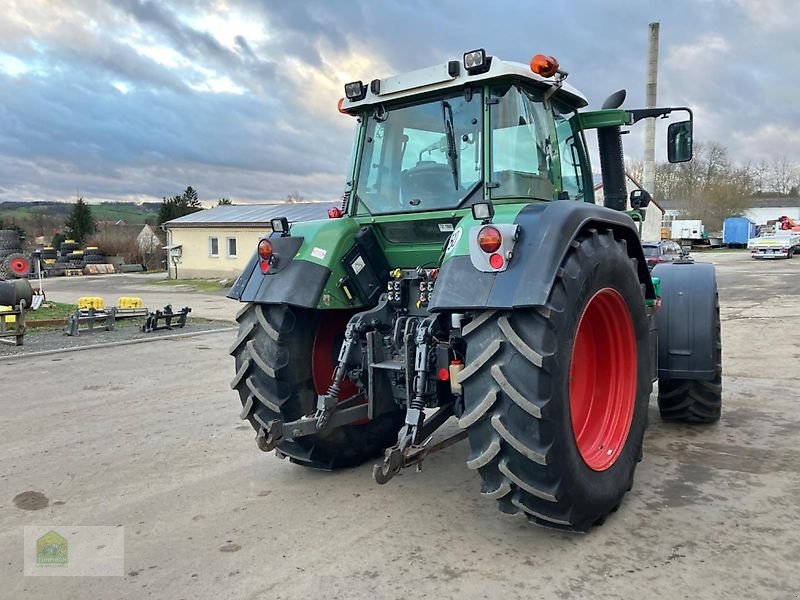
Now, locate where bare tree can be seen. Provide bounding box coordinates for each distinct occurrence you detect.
[655,142,756,229]
[769,157,799,196]
[625,158,645,187]
[752,159,770,195]
[285,192,303,204]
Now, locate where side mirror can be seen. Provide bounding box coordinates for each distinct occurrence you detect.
[667,120,693,163]
[630,188,652,210]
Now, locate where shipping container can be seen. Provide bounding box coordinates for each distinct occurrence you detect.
[723,216,756,247]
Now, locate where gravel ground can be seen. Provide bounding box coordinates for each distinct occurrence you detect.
[0,319,234,357]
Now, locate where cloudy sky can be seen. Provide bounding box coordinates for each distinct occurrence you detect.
[1,0,798,205]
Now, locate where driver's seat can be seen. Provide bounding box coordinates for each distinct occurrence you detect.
[401,161,454,207]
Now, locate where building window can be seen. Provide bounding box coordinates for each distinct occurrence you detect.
[226,237,237,257]
[209,236,219,257]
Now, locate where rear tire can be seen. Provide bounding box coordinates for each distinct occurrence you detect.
[657,293,722,424]
[459,229,651,532]
[230,303,404,470]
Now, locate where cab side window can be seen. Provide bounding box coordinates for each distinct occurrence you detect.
[554,105,590,201]
[490,84,555,200]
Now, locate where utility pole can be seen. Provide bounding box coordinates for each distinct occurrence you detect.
[643,22,660,197]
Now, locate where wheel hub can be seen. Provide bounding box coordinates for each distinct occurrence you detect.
[569,288,637,471]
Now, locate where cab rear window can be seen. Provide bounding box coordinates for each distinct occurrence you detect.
[378,219,459,244]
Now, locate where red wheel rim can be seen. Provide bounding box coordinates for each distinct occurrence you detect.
[311,311,359,401]
[10,257,29,275]
[569,288,637,471]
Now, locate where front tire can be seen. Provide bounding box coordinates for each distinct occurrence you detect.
[230,303,404,470]
[459,229,651,532]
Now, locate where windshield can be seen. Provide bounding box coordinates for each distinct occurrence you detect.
[355,92,482,215]
[642,246,659,258]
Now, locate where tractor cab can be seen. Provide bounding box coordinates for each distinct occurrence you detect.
[341,49,594,217]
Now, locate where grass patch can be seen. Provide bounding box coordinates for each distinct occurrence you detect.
[30,301,78,321]
[153,278,232,293]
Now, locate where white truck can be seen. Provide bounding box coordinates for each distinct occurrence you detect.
[671,219,704,241]
[748,230,800,259]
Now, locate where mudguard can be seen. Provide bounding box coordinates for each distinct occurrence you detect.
[652,261,718,381]
[429,200,655,311]
[227,236,331,309]
[227,217,364,310]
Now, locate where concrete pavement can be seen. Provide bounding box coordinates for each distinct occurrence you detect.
[1,250,799,599]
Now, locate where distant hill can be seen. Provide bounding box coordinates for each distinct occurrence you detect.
[0,201,161,225]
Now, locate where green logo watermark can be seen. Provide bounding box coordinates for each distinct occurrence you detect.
[36,530,67,566]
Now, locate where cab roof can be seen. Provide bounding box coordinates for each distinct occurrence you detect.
[341,53,589,112]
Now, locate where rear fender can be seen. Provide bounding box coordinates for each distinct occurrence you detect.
[653,261,719,381]
[429,200,655,311]
[227,218,362,309]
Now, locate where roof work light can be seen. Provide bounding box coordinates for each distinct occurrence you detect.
[344,80,367,101]
[464,48,486,74]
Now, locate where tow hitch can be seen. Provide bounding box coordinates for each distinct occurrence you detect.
[372,404,466,484]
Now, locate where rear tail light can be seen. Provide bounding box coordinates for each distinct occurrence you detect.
[257,239,273,262]
[478,226,502,253]
[258,239,273,273]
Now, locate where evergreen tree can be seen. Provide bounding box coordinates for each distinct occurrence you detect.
[64,198,97,244]
[158,186,204,224]
[217,198,232,206]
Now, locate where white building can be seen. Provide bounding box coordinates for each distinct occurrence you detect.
[742,197,800,225]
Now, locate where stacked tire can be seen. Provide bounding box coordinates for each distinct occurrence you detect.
[0,230,22,258]
[66,250,85,264]
[41,247,58,264]
[0,230,29,280]
[83,246,106,264]
[60,239,80,254]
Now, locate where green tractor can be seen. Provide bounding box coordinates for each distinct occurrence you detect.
[228,49,722,532]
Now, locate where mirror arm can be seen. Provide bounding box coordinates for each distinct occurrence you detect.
[627,106,693,124]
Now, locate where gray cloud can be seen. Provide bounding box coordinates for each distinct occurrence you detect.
[0,0,797,205]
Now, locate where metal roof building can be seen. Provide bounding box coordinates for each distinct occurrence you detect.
[164,202,337,228]
[162,202,337,279]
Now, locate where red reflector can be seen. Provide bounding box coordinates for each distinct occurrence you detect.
[328,207,343,219]
[478,226,502,253]
[489,253,504,269]
[437,368,450,381]
[260,259,270,274]
[257,239,273,261]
